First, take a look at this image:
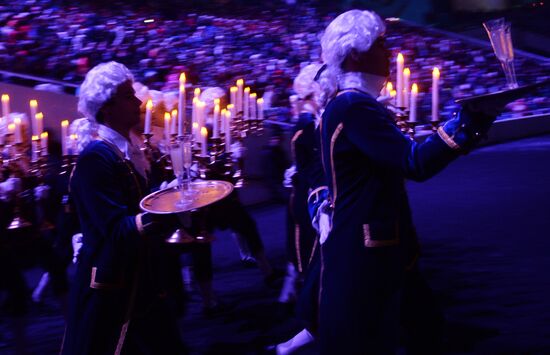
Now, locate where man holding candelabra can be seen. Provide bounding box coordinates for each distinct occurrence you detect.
[61,61,187,355]
[317,9,506,354]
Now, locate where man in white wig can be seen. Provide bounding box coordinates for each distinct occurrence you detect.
[318,9,504,354]
[61,61,186,355]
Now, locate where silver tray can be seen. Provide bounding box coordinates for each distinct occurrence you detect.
[140,180,233,214]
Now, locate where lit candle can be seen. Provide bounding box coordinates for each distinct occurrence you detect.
[194,88,201,101]
[230,86,237,108]
[164,112,171,142]
[224,109,232,148]
[40,131,48,155]
[396,53,404,107]
[385,82,393,97]
[70,134,78,155]
[1,94,9,118]
[390,89,397,104]
[192,122,199,144]
[432,67,440,122]
[410,83,418,123]
[61,120,69,155]
[171,109,177,135]
[8,123,15,136]
[35,112,44,136]
[213,99,220,139]
[249,93,257,120]
[14,117,22,143]
[178,73,186,136]
[30,100,38,135]
[403,68,410,109]
[31,135,40,162]
[257,98,264,120]
[144,99,153,135]
[192,97,198,140]
[200,126,208,156]
[243,87,250,120]
[236,79,244,113]
[197,101,205,140]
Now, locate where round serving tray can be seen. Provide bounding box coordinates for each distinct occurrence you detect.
[140,180,233,214]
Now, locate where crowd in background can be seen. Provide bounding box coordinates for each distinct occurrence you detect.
[0,0,548,123]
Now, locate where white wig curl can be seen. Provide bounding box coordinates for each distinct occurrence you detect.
[69,118,98,154]
[293,63,323,100]
[78,61,134,121]
[320,9,385,70]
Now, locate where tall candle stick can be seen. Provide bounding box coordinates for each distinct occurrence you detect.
[61,120,69,155]
[30,100,38,135]
[243,87,250,120]
[40,131,48,155]
[14,117,22,143]
[257,98,264,120]
[171,109,177,135]
[192,122,199,144]
[410,83,418,123]
[198,101,205,139]
[390,89,397,105]
[1,94,9,118]
[249,93,257,120]
[224,109,232,148]
[178,73,186,136]
[192,97,198,141]
[70,134,77,155]
[236,79,244,113]
[213,99,220,139]
[230,87,237,109]
[144,99,153,134]
[432,67,440,122]
[403,68,410,109]
[164,112,171,142]
[200,127,208,156]
[35,112,44,136]
[396,53,404,107]
[31,135,39,162]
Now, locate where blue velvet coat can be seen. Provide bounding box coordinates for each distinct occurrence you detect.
[319,89,460,353]
[62,140,182,355]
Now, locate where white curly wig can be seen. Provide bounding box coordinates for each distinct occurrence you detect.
[78,61,134,121]
[320,10,386,71]
[69,117,98,154]
[293,63,323,100]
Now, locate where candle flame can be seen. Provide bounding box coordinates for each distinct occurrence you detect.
[192,122,199,129]
[14,117,21,125]
[8,123,15,130]
[146,99,153,109]
[230,86,237,93]
[244,87,250,94]
[179,73,186,83]
[227,104,234,109]
[30,99,38,108]
[221,109,227,115]
[32,135,39,141]
[70,134,77,140]
[386,82,393,92]
[164,112,171,120]
[41,132,48,139]
[201,127,208,137]
[236,79,244,86]
[403,68,410,76]
[390,90,397,97]
[397,53,404,63]
[36,112,44,119]
[194,88,201,97]
[61,120,69,127]
[411,83,418,94]
[1,94,8,102]
[250,93,257,99]
[171,109,178,117]
[214,98,220,105]
[433,67,440,78]
[257,98,264,104]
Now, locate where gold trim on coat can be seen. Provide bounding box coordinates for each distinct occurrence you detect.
[437,126,461,150]
[330,123,344,208]
[362,224,400,248]
[90,267,123,290]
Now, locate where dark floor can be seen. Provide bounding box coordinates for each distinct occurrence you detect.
[2,133,550,354]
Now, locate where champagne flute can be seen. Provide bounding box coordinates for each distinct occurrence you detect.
[483,18,518,89]
[182,135,193,195]
[170,140,189,208]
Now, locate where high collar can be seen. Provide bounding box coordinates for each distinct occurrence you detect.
[338,72,386,98]
[97,124,130,159]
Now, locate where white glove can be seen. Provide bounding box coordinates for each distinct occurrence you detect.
[283,165,296,188]
[160,178,178,190]
[34,184,50,200]
[312,199,332,244]
[0,177,22,202]
[72,233,84,264]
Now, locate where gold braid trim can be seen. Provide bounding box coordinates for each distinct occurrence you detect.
[437,126,461,150]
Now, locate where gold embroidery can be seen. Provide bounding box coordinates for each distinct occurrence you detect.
[291,129,304,162]
[308,237,318,267]
[362,224,400,248]
[330,123,344,208]
[307,186,328,204]
[295,224,303,273]
[90,267,123,289]
[437,126,461,150]
[115,321,129,355]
